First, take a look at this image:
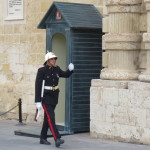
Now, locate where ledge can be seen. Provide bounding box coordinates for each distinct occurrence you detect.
[106,0,142,6]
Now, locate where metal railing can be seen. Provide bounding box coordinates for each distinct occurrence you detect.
[0,98,25,125]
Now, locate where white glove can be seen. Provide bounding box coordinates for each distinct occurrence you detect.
[36,102,42,111]
[68,63,74,71]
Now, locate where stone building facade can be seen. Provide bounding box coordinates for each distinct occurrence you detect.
[0,0,103,121]
[90,0,150,145]
[0,0,150,145]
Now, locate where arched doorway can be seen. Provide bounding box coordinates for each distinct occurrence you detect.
[52,33,67,127]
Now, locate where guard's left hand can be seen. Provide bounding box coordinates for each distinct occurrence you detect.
[68,63,74,71]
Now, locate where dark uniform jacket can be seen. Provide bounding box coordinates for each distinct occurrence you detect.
[35,65,73,106]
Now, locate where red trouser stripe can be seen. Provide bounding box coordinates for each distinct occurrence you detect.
[42,104,57,140]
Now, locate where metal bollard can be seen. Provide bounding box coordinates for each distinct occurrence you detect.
[18,98,22,123]
[16,98,26,126]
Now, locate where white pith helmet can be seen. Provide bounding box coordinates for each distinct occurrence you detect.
[44,52,57,65]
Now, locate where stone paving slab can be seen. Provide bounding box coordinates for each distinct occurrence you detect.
[0,120,150,150]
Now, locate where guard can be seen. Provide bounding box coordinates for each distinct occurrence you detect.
[35,52,74,147]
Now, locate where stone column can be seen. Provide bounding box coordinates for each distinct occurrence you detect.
[138,0,150,82]
[100,0,142,80]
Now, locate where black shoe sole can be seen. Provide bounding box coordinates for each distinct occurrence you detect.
[40,142,51,145]
[55,143,60,147]
[55,140,64,147]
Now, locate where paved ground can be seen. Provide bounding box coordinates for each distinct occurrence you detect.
[0,120,150,150]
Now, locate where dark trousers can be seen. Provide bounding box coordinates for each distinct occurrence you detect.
[40,104,61,140]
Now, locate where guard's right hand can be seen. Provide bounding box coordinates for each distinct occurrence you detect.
[35,102,42,111]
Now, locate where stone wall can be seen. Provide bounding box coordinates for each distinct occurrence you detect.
[90,0,150,144]
[90,79,150,144]
[0,0,103,122]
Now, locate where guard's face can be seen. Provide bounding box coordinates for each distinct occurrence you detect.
[48,58,56,66]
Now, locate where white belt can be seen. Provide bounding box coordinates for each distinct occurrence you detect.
[44,86,59,91]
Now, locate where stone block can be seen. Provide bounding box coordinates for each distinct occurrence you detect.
[120,124,141,143]
[90,87,103,105]
[96,122,112,137]
[138,72,150,82]
[37,34,45,43]
[90,120,99,133]
[10,64,23,74]
[8,53,19,64]
[22,104,28,113]
[102,35,105,49]
[22,94,34,105]
[114,106,128,124]
[143,33,150,42]
[27,97,35,105]
[139,127,150,144]
[2,64,10,73]
[36,54,45,65]
[40,2,50,12]
[104,33,142,42]
[91,79,128,89]
[106,105,115,122]
[11,35,20,44]
[0,74,7,83]
[19,53,29,64]
[140,13,147,32]
[103,88,119,106]
[27,104,36,114]
[103,17,109,33]
[115,103,145,127]
[13,83,34,97]
[108,5,141,13]
[95,6,103,15]
[102,51,109,67]
[28,54,37,65]
[4,25,14,34]
[103,4,108,15]
[134,90,150,109]
[4,35,12,43]
[109,13,140,33]
[14,24,25,34]
[13,73,23,82]
[22,74,30,82]
[139,50,147,69]
[119,89,150,109]
[0,112,27,121]
[23,64,36,74]
[145,1,150,11]
[100,69,139,80]
[90,104,106,122]
[112,123,121,138]
[118,89,137,107]
[6,45,19,54]
[105,42,141,50]
[128,81,150,91]
[0,35,4,43]
[106,0,142,5]
[29,74,36,82]
[147,13,150,32]
[146,109,150,128]
[128,107,146,127]
[0,25,4,34]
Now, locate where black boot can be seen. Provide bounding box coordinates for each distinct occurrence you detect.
[40,139,51,145]
[55,138,64,147]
